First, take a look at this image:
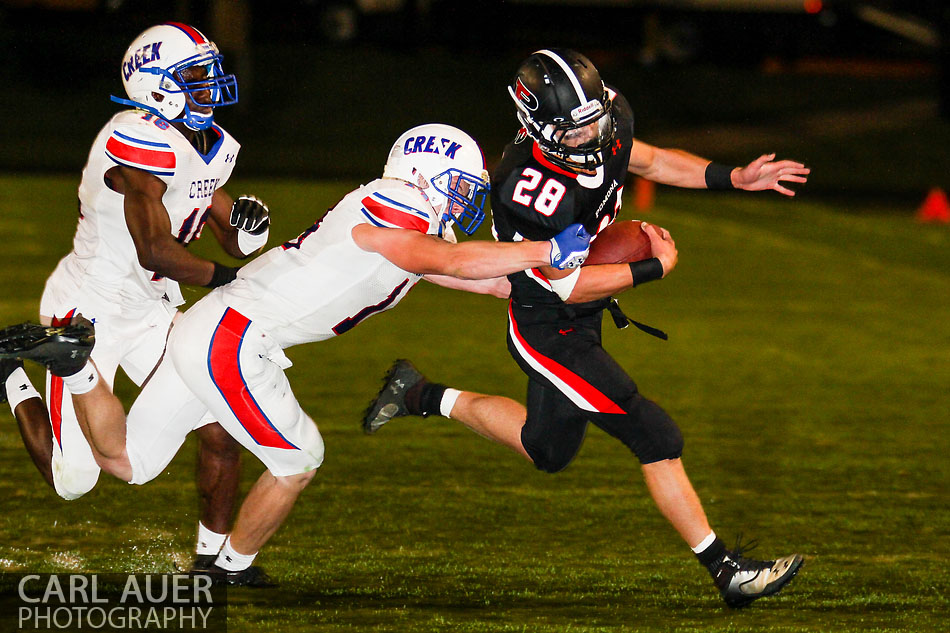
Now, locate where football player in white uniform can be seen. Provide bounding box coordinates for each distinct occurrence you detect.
[0,123,592,585]
[1,23,269,569]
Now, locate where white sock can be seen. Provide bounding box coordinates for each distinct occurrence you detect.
[61,361,98,395]
[691,530,718,554]
[214,536,257,572]
[6,366,41,412]
[195,522,227,556]
[439,388,462,418]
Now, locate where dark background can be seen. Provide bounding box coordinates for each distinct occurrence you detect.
[1,0,948,200]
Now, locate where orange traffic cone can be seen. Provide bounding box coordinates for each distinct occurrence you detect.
[916,188,950,223]
[634,176,655,212]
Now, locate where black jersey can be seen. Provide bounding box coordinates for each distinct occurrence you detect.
[491,88,635,310]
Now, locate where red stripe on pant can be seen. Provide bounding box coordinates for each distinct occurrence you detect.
[208,308,298,450]
[49,309,76,448]
[508,302,625,415]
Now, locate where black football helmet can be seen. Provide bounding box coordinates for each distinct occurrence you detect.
[507,48,616,171]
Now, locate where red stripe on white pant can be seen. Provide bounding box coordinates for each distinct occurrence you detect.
[208,308,297,450]
[48,309,76,448]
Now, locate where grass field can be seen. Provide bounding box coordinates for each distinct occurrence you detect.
[0,174,948,632]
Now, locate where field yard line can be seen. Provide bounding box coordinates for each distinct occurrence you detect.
[662,206,950,287]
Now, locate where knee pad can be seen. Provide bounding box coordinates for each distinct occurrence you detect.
[524,443,574,473]
[50,447,99,501]
[521,434,581,474]
[52,459,100,500]
[624,396,684,464]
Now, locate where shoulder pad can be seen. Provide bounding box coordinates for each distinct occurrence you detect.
[359,181,435,233]
[106,116,177,177]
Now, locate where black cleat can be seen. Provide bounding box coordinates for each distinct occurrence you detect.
[0,320,95,377]
[713,539,804,608]
[0,357,24,405]
[362,359,426,434]
[189,554,219,572]
[193,563,278,588]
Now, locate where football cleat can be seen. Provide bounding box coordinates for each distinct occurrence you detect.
[362,359,426,434]
[0,357,24,404]
[193,564,277,588]
[713,540,804,608]
[0,320,95,377]
[189,554,218,572]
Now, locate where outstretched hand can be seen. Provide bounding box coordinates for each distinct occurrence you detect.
[733,153,810,197]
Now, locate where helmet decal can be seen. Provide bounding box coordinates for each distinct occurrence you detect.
[401,135,464,160]
[164,22,210,45]
[122,42,162,81]
[514,78,539,111]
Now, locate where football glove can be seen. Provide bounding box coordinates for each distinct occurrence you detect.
[230,195,270,235]
[548,223,591,270]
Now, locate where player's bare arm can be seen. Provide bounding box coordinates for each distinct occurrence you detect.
[352,225,550,278]
[109,165,217,286]
[351,224,588,279]
[628,139,711,188]
[544,223,677,304]
[422,274,512,299]
[628,139,809,196]
[202,189,243,258]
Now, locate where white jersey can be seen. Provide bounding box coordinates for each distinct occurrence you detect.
[41,109,240,319]
[221,178,441,349]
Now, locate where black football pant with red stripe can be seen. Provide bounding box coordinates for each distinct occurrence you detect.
[506,303,683,473]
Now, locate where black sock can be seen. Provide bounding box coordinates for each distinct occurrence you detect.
[696,537,727,574]
[414,382,447,418]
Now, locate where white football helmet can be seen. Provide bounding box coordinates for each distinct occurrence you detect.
[382,123,490,235]
[111,22,238,131]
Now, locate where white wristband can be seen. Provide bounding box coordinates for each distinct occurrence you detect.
[548,267,581,302]
[62,361,99,395]
[440,388,462,418]
[6,367,41,412]
[237,226,269,256]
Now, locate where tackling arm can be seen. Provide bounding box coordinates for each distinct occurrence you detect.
[110,165,217,286]
[352,225,552,279]
[422,274,512,299]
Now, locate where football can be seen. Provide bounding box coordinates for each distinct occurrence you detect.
[584,220,653,265]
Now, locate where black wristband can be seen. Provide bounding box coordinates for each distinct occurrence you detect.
[705,162,735,190]
[629,258,664,287]
[205,262,239,288]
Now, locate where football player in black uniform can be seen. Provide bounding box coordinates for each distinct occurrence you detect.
[364,48,808,608]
